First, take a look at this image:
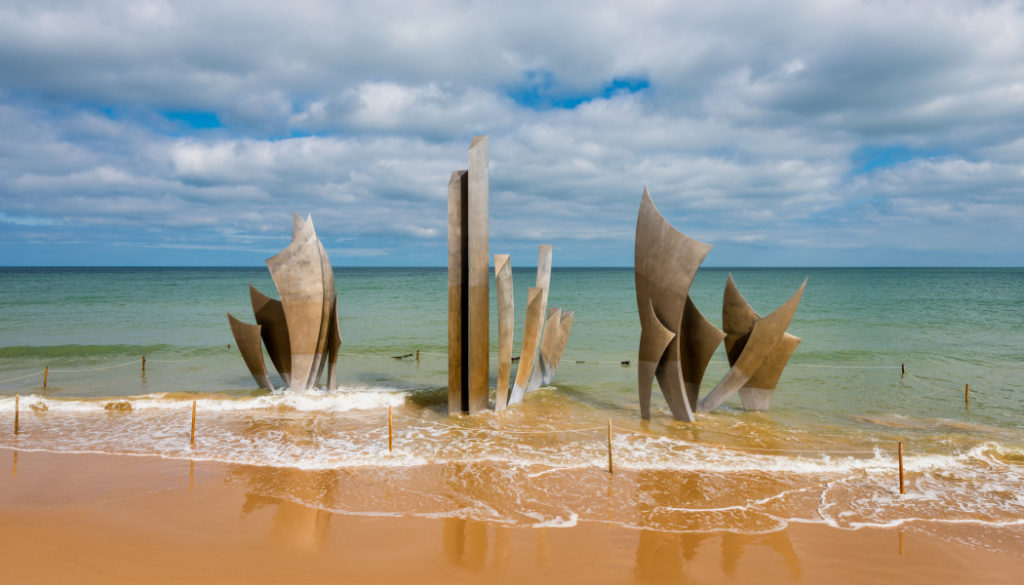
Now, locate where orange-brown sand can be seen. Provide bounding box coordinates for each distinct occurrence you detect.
[1,448,1020,584]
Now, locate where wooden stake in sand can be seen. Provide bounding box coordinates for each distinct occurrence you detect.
[607,419,613,474]
[388,405,393,453]
[190,400,197,448]
[898,441,905,495]
[965,383,970,409]
[43,366,48,389]
[13,393,19,435]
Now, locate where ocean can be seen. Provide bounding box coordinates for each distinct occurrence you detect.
[1,267,1022,549]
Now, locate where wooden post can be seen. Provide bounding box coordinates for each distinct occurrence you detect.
[190,400,197,448]
[388,405,393,453]
[898,441,905,495]
[607,419,613,474]
[43,366,48,389]
[416,350,420,364]
[901,363,905,378]
[142,355,146,375]
[965,383,970,409]
[13,394,19,436]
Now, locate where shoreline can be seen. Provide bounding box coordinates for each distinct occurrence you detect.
[2,448,1021,584]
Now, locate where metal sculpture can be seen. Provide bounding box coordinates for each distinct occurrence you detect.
[697,275,805,413]
[680,296,725,413]
[228,212,341,391]
[494,254,514,411]
[448,136,490,414]
[227,314,274,390]
[635,188,722,421]
[445,138,572,413]
[249,285,291,386]
[509,245,553,404]
[526,309,574,390]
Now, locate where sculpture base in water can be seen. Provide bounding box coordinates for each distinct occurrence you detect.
[229,212,341,391]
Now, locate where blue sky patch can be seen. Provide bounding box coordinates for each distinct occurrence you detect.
[508,70,649,110]
[850,144,945,175]
[163,110,222,129]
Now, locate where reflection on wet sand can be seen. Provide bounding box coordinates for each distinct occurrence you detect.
[632,468,801,581]
[535,527,550,569]
[721,531,801,579]
[0,450,1019,585]
[443,518,488,569]
[634,530,801,582]
[229,463,338,551]
[442,517,555,574]
[221,416,341,550]
[634,530,696,582]
[439,462,509,572]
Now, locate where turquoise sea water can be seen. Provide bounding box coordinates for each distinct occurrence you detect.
[1,267,1022,545]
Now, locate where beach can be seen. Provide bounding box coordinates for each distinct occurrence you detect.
[1,267,1022,581]
[2,449,1021,584]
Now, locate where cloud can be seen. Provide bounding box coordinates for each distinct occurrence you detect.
[0,0,1022,266]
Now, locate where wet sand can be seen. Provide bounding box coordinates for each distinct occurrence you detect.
[1,448,1020,584]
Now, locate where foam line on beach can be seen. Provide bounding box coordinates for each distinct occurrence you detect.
[3,443,1022,540]
[0,389,407,414]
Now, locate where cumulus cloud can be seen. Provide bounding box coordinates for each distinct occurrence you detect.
[0,0,1022,266]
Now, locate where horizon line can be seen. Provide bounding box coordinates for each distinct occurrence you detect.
[3,265,1022,270]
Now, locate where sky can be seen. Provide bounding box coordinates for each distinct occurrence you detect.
[1,0,1022,267]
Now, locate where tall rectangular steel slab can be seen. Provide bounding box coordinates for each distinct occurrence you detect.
[466,136,490,413]
[446,135,490,415]
[494,254,513,411]
[447,170,468,414]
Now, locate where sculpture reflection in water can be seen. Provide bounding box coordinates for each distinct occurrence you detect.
[229,464,336,551]
[635,188,805,421]
[228,212,341,391]
[632,468,803,581]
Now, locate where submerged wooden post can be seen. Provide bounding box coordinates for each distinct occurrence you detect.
[14,394,19,435]
[898,441,905,495]
[965,383,970,409]
[607,419,613,474]
[388,404,393,453]
[416,350,420,364]
[142,355,146,375]
[901,363,905,378]
[43,366,48,389]
[190,400,197,448]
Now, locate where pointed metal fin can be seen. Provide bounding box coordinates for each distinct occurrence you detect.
[699,279,806,413]
[227,313,273,390]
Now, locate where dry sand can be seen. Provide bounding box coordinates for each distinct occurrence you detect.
[1,448,1020,584]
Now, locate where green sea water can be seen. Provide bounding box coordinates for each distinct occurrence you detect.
[1,266,1022,542]
[1,267,1021,423]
